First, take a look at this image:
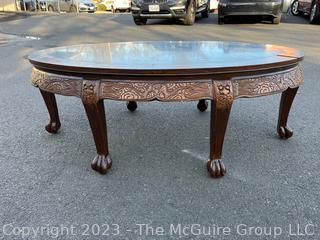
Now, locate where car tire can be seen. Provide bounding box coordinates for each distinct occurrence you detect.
[133,18,147,25]
[273,15,281,24]
[201,2,210,18]
[183,0,196,25]
[115,9,120,13]
[47,5,54,11]
[218,16,224,24]
[291,0,301,15]
[310,2,320,24]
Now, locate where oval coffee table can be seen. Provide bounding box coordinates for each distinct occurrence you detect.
[28,41,304,178]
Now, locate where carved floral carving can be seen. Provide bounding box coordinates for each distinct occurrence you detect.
[213,81,233,108]
[31,68,81,96]
[82,80,100,104]
[234,65,304,98]
[31,65,304,102]
[100,81,213,101]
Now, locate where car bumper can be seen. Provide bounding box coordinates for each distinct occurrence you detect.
[218,2,282,17]
[132,4,186,18]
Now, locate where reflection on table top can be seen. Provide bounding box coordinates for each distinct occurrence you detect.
[29,41,304,75]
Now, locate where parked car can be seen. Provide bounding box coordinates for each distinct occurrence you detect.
[131,0,210,25]
[291,0,320,23]
[112,0,131,12]
[43,0,76,11]
[18,0,36,11]
[44,0,96,12]
[218,0,283,24]
[79,0,97,12]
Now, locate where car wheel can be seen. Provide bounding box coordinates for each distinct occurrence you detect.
[183,0,196,25]
[201,1,210,18]
[291,0,301,15]
[48,5,54,11]
[115,9,120,13]
[310,2,320,24]
[218,15,224,24]
[273,15,281,24]
[133,18,147,25]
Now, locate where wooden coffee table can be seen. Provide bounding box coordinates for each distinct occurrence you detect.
[28,41,304,178]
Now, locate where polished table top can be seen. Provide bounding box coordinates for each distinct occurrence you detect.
[29,41,304,75]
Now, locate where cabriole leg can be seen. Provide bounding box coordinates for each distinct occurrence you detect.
[207,81,233,178]
[82,81,112,174]
[277,87,299,139]
[40,89,61,134]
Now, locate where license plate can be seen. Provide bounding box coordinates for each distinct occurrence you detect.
[149,5,160,12]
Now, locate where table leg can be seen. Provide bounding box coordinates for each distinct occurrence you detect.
[277,87,299,139]
[207,81,233,178]
[197,100,208,112]
[40,89,61,134]
[82,80,112,174]
[127,101,137,111]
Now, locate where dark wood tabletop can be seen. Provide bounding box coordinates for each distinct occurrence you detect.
[29,41,304,76]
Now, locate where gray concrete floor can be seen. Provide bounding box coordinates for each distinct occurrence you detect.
[0,12,319,240]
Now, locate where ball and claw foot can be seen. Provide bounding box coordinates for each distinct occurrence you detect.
[207,159,226,178]
[197,100,208,112]
[45,121,61,134]
[127,101,137,112]
[91,154,112,174]
[278,126,293,139]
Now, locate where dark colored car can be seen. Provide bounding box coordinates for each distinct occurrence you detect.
[218,0,283,24]
[19,0,36,11]
[131,0,210,25]
[42,0,96,12]
[291,0,320,23]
